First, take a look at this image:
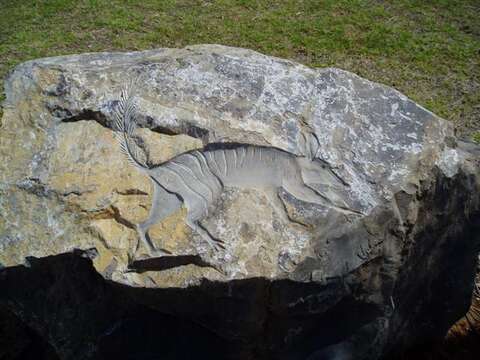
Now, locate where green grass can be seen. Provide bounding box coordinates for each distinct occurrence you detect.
[473,131,480,144]
[1,0,479,138]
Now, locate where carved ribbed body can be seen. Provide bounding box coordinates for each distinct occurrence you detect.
[148,146,294,198]
[207,147,292,188]
[135,144,356,254]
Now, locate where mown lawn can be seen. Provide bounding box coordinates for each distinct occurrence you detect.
[0,0,479,139]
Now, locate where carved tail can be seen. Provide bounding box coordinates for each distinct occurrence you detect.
[112,84,149,172]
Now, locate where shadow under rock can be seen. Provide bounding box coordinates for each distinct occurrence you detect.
[128,254,215,273]
[0,251,382,360]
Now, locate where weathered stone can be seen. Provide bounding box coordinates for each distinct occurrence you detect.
[0,45,479,359]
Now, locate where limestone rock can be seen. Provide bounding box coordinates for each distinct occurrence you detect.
[0,45,479,359]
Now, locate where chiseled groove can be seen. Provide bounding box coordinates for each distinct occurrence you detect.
[170,160,214,203]
[195,151,223,188]
[239,147,246,168]
[257,147,262,162]
[162,164,209,213]
[266,150,273,164]
[206,151,222,178]
[249,146,255,161]
[243,146,249,167]
[221,149,228,178]
[246,147,251,166]
[188,152,207,178]
[232,147,238,171]
[190,153,219,198]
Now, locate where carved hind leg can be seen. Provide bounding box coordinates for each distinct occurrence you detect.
[284,179,362,216]
[184,200,225,252]
[136,180,182,256]
[185,217,225,252]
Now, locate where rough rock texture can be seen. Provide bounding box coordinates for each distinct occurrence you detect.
[0,45,479,359]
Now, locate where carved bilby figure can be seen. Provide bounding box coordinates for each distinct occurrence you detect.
[113,86,361,256]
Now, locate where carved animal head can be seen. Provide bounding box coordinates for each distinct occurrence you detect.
[297,131,346,189]
[297,156,340,186]
[298,130,320,161]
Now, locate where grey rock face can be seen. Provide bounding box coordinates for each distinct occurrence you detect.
[0,45,479,359]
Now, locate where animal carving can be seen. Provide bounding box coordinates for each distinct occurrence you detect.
[113,87,361,256]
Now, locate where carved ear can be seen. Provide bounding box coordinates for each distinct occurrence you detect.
[304,132,320,160]
[299,131,308,157]
[311,133,320,159]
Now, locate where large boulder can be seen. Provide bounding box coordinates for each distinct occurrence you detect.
[0,45,479,359]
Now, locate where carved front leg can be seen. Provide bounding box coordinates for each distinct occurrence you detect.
[263,187,311,229]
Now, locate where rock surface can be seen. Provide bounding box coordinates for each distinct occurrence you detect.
[0,45,479,359]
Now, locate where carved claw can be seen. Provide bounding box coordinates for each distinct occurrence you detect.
[206,238,226,252]
[291,220,313,230]
[149,247,172,257]
[131,247,172,263]
[134,225,172,258]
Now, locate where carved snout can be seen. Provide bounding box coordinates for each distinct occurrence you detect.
[298,158,342,188]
